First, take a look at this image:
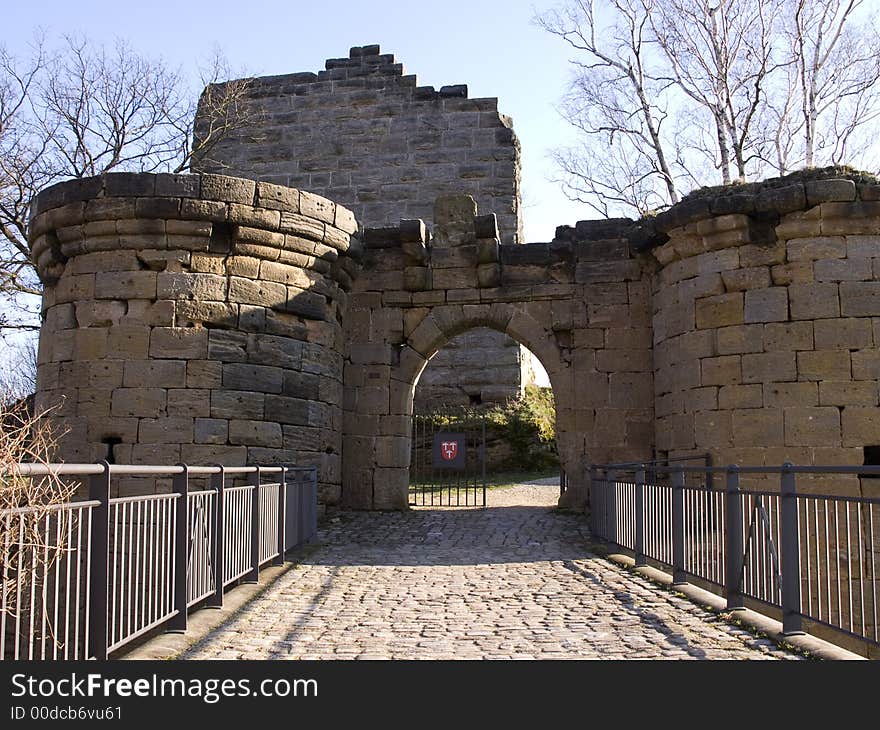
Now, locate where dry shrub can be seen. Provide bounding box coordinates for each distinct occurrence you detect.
[0,397,74,650]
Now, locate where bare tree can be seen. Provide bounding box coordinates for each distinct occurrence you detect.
[787,0,880,169]
[647,0,783,185]
[539,0,880,215]
[0,35,259,339]
[537,0,681,215]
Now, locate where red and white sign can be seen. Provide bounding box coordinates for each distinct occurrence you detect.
[441,441,458,461]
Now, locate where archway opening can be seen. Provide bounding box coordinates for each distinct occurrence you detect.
[409,327,560,508]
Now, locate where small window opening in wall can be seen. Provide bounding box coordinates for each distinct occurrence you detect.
[102,437,122,465]
[863,445,880,478]
[469,393,482,406]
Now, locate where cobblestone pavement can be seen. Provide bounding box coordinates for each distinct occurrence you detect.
[183,483,800,660]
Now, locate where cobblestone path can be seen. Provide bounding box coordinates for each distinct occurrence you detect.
[183,483,799,660]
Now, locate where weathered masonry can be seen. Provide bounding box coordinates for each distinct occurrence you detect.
[195,44,533,409]
[30,168,880,508]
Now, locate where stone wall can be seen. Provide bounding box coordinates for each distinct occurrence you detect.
[343,198,654,510]
[31,172,356,500]
[195,43,528,410]
[413,327,528,409]
[646,173,880,494]
[196,44,522,242]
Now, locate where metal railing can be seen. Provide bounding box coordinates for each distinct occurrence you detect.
[590,460,880,654]
[1,462,318,661]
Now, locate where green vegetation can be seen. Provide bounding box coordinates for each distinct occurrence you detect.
[417,386,559,473]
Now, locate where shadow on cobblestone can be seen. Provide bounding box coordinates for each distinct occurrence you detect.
[561,560,709,659]
[178,486,797,659]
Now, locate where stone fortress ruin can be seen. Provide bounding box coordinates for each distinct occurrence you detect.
[196,44,538,410]
[30,45,880,510]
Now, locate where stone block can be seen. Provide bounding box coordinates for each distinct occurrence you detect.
[845,235,880,258]
[123,300,175,327]
[194,417,228,444]
[787,237,846,261]
[150,327,208,359]
[718,384,763,409]
[595,347,652,375]
[770,262,814,286]
[123,360,187,388]
[70,328,107,360]
[228,276,288,309]
[259,260,312,288]
[166,388,211,417]
[695,292,743,329]
[840,282,880,317]
[201,174,255,205]
[264,395,311,426]
[300,190,336,225]
[157,272,227,301]
[175,301,238,328]
[814,257,872,282]
[139,417,194,444]
[805,178,856,205]
[222,362,283,393]
[716,324,763,355]
[732,408,784,447]
[701,355,741,386]
[210,390,265,420]
[694,411,733,448]
[111,388,166,418]
[763,382,818,408]
[813,318,872,350]
[739,240,786,267]
[852,349,880,380]
[186,360,222,388]
[695,249,739,275]
[842,407,880,446]
[797,350,851,381]
[785,407,841,446]
[721,266,770,292]
[743,287,788,323]
[762,321,813,351]
[229,419,282,447]
[94,271,157,300]
[247,334,304,369]
[742,352,796,384]
[208,330,249,363]
[788,282,839,320]
[609,373,654,409]
[819,381,878,407]
[183,444,247,465]
[107,326,151,360]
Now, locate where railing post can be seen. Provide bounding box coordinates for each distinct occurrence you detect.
[168,464,189,633]
[208,466,225,608]
[588,465,597,533]
[304,466,318,542]
[672,468,686,585]
[607,468,617,548]
[635,465,646,567]
[87,460,111,660]
[274,466,287,566]
[247,466,261,583]
[725,465,745,611]
[780,463,804,635]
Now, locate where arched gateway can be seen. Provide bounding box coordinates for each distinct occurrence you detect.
[29,173,654,509]
[31,169,880,510]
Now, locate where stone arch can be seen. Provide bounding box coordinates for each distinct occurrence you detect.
[347,302,580,512]
[396,303,582,505]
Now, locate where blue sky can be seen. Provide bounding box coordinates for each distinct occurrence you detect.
[4,0,590,242]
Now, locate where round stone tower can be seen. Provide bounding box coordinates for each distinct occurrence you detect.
[31,172,358,502]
